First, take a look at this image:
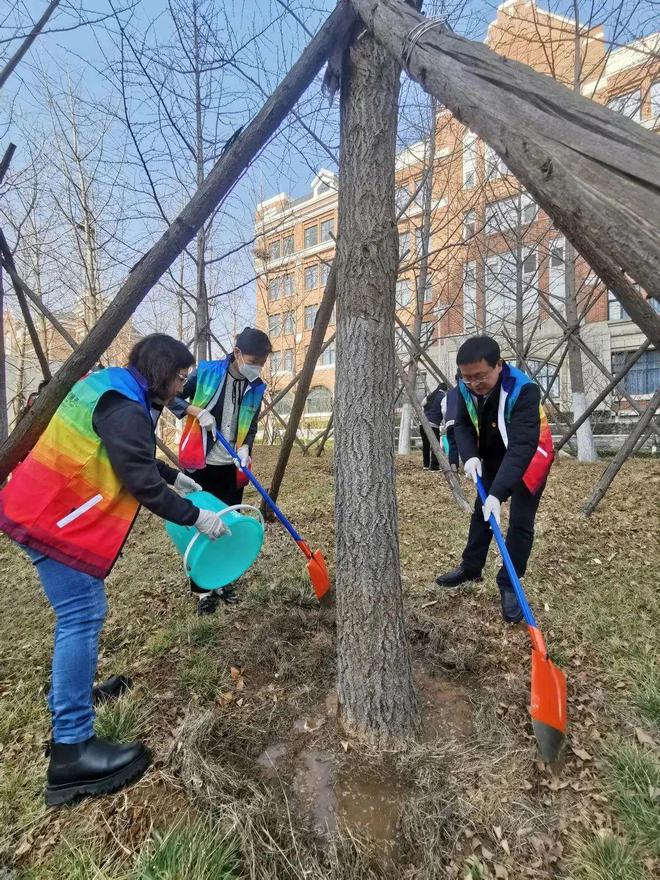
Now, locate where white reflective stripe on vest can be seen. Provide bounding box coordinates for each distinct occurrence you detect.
[497,386,509,447]
[56,494,104,528]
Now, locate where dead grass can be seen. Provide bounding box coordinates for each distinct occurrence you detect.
[1,450,658,879]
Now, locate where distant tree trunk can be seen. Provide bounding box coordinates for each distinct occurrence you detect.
[0,268,7,441]
[193,2,210,362]
[565,241,598,462]
[334,29,418,745]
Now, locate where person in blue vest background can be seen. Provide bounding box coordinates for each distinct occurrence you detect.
[435,336,554,623]
[441,375,461,472]
[170,327,272,614]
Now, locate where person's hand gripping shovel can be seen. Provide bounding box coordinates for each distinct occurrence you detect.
[215,431,331,602]
[475,474,567,762]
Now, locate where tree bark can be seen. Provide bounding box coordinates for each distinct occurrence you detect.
[582,390,660,516]
[264,263,337,511]
[0,268,8,442]
[0,1,61,91]
[564,241,598,461]
[0,1,356,483]
[351,0,660,345]
[335,28,418,744]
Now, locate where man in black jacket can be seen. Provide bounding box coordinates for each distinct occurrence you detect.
[435,336,554,623]
[421,383,446,470]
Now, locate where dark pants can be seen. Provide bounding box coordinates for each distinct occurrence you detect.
[421,425,441,469]
[462,472,545,593]
[189,464,244,592]
[446,426,460,468]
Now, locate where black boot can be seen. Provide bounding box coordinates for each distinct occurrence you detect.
[93,675,133,706]
[218,584,240,605]
[499,587,523,624]
[45,736,151,807]
[435,563,483,588]
[196,591,220,615]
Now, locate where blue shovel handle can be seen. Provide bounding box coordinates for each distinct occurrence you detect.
[214,431,303,544]
[475,476,537,628]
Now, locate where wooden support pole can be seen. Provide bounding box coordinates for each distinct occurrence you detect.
[0,1,356,483]
[262,262,337,511]
[0,268,7,442]
[395,353,471,513]
[395,315,450,386]
[352,0,660,344]
[556,339,652,451]
[0,144,17,185]
[582,390,660,516]
[316,413,334,457]
[0,2,61,91]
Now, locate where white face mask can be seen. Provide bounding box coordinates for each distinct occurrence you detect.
[236,353,261,382]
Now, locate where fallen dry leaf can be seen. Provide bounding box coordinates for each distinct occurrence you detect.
[635,727,656,747]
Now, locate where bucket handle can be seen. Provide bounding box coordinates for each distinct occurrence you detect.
[182,504,265,576]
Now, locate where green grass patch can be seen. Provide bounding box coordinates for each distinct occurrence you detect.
[606,743,660,856]
[567,833,642,880]
[630,657,660,726]
[147,614,220,656]
[16,837,124,880]
[132,822,241,880]
[94,692,150,743]
[180,651,223,701]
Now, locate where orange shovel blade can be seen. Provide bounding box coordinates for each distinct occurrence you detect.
[307,550,331,600]
[529,627,567,762]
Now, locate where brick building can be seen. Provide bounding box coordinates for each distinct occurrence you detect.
[254,1,659,429]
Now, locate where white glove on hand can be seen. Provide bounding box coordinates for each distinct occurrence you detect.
[194,508,231,539]
[482,494,501,526]
[237,444,250,468]
[464,456,482,483]
[174,472,202,496]
[196,409,216,433]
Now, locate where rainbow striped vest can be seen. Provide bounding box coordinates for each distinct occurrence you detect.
[0,367,150,578]
[458,362,554,494]
[178,357,266,471]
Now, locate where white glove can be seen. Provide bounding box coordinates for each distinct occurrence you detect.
[482,494,501,526]
[194,508,231,539]
[196,409,216,433]
[174,472,202,496]
[237,444,250,468]
[464,456,482,483]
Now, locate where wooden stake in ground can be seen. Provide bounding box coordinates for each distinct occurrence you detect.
[334,27,419,745]
[351,0,660,345]
[581,390,660,516]
[0,1,357,483]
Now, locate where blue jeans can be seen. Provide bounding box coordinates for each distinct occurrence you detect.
[20,545,107,743]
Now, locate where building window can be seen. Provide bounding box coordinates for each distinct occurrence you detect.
[484,254,515,330]
[608,291,629,322]
[282,234,294,256]
[607,90,642,122]
[420,321,434,345]
[395,185,410,212]
[282,273,294,297]
[528,359,561,399]
[463,210,476,239]
[271,351,282,372]
[268,278,280,301]
[423,276,433,303]
[304,225,318,249]
[269,239,281,260]
[484,143,507,180]
[463,261,477,333]
[319,342,335,367]
[304,265,318,289]
[548,238,566,308]
[282,311,295,335]
[282,348,294,372]
[304,305,318,330]
[320,261,331,287]
[268,313,282,336]
[462,129,477,189]
[305,386,333,414]
[485,197,518,234]
[320,219,334,242]
[396,279,411,308]
[651,81,660,117]
[521,192,537,225]
[399,231,410,259]
[611,349,659,396]
[274,391,294,418]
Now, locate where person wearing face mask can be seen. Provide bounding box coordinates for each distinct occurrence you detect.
[169,327,272,614]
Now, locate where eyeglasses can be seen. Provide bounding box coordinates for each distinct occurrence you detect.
[176,372,188,382]
[461,369,495,385]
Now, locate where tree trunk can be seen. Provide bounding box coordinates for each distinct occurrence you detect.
[351,0,660,344]
[0,1,61,91]
[335,29,418,745]
[0,268,8,442]
[564,241,598,462]
[397,401,414,454]
[0,1,356,482]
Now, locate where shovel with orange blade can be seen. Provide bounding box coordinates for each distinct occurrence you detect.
[476,476,567,762]
[215,431,331,601]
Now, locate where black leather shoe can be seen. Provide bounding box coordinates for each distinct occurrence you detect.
[93,675,133,706]
[45,736,151,806]
[499,588,523,624]
[218,584,240,605]
[435,564,483,588]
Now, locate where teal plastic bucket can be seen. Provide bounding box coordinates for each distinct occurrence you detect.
[165,490,265,590]
[442,435,449,455]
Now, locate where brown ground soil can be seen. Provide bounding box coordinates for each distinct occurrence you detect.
[0,450,658,879]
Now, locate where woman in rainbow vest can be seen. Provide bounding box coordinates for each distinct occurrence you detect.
[0,334,231,806]
[170,327,271,614]
[435,335,554,623]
